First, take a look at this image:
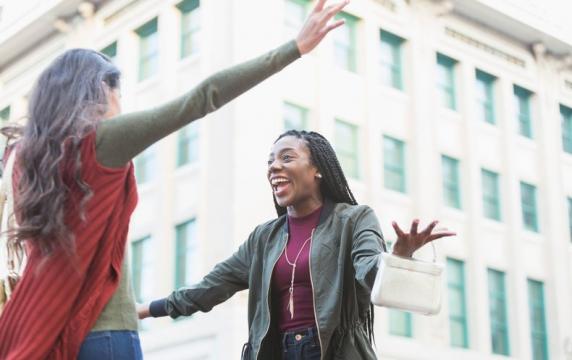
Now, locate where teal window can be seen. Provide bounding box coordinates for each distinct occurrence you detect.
[383,135,406,193]
[436,53,457,110]
[475,70,496,124]
[283,102,308,130]
[177,122,199,167]
[380,30,404,90]
[135,147,155,184]
[333,12,358,72]
[527,279,549,360]
[520,181,539,232]
[0,106,10,122]
[334,119,359,179]
[175,219,198,288]
[488,269,510,356]
[568,197,572,242]
[561,105,572,154]
[482,169,501,221]
[178,0,200,59]
[514,86,533,138]
[101,41,117,61]
[389,310,412,337]
[136,18,159,81]
[284,0,309,39]
[132,236,153,302]
[442,155,461,209]
[447,258,469,348]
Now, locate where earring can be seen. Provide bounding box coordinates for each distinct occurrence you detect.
[316,173,322,179]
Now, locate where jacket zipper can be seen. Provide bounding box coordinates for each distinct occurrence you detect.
[255,231,288,360]
[308,228,324,360]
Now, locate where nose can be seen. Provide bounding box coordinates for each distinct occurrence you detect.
[267,158,282,175]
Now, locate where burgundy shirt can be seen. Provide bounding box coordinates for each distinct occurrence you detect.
[272,206,322,332]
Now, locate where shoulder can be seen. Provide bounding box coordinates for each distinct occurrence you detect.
[248,215,287,242]
[332,203,376,221]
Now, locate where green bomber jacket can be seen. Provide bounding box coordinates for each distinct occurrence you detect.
[151,199,386,359]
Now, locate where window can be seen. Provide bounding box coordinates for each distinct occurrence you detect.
[175,219,198,288]
[132,236,153,303]
[482,169,501,221]
[135,147,155,184]
[527,279,549,360]
[442,155,461,209]
[561,105,572,154]
[136,18,159,81]
[101,41,117,62]
[514,86,533,138]
[379,30,404,90]
[333,12,358,72]
[0,106,10,122]
[178,0,200,59]
[389,310,412,337]
[475,70,496,124]
[283,102,308,130]
[488,269,510,356]
[447,258,469,348]
[284,0,308,39]
[383,135,406,193]
[520,181,539,232]
[568,197,572,243]
[177,122,199,167]
[334,119,359,179]
[436,53,457,110]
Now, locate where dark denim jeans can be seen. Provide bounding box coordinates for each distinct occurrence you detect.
[77,330,143,360]
[281,326,321,360]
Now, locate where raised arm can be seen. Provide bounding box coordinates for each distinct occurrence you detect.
[96,0,350,168]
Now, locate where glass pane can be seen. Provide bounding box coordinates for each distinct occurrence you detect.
[181,7,201,57]
[389,310,412,337]
[283,102,307,130]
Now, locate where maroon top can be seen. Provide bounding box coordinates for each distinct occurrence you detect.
[272,206,322,332]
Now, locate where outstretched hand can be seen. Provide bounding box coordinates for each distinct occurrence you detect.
[391,219,456,258]
[296,0,350,55]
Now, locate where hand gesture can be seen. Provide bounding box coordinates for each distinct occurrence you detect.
[296,0,350,55]
[137,302,151,320]
[391,219,456,258]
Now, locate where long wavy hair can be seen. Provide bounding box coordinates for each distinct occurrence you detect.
[3,49,120,258]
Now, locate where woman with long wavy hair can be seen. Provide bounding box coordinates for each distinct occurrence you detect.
[0,1,349,358]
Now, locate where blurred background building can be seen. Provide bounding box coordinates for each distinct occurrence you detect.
[1,0,572,359]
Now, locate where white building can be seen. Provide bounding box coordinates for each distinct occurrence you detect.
[1,0,572,359]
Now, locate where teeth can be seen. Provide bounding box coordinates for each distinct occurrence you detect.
[271,178,289,186]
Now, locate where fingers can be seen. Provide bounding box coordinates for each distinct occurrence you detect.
[410,219,419,236]
[421,220,438,236]
[428,231,457,241]
[392,221,406,239]
[314,0,327,12]
[324,19,345,34]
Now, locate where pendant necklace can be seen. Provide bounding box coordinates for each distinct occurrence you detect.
[283,228,315,319]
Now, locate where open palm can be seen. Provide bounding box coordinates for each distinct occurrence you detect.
[391,219,456,258]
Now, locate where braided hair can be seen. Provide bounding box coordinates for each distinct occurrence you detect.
[271,130,375,344]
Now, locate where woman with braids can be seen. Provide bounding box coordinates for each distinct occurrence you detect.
[0,1,348,358]
[138,130,455,359]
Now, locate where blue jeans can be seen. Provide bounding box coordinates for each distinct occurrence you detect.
[78,330,143,360]
[281,326,321,360]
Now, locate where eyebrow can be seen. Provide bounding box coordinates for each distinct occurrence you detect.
[269,147,297,157]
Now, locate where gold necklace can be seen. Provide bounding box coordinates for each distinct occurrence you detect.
[283,228,315,319]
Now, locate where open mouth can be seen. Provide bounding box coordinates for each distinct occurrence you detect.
[271,177,291,196]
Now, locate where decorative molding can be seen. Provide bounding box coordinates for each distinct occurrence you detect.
[373,0,397,12]
[445,27,526,68]
[104,0,141,25]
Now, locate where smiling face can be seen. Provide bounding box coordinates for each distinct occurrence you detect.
[267,135,323,217]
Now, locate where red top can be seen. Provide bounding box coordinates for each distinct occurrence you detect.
[272,206,321,332]
[0,132,138,359]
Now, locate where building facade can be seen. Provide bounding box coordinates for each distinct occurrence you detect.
[1,0,572,359]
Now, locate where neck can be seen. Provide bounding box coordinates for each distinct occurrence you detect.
[287,195,323,218]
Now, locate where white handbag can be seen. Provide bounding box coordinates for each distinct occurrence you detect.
[371,242,443,315]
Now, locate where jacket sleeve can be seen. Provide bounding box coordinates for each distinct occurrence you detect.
[351,206,386,293]
[95,40,301,168]
[153,227,261,319]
